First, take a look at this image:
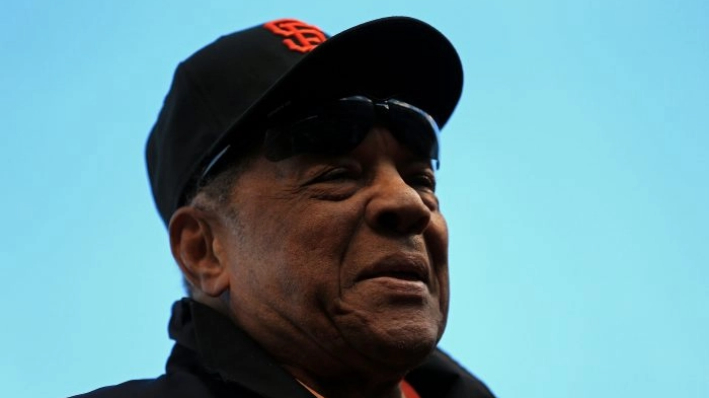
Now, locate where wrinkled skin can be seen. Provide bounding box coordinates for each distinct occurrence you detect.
[175,127,449,398]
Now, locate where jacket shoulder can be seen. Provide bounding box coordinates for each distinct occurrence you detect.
[68,372,261,398]
[70,378,164,398]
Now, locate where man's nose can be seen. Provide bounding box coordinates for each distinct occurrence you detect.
[365,170,432,236]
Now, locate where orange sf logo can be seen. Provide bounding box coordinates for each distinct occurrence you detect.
[264,19,327,53]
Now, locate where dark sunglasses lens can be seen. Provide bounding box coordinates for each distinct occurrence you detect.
[264,112,373,161]
[264,98,440,166]
[388,104,440,162]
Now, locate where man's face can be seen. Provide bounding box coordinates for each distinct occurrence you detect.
[215,126,449,372]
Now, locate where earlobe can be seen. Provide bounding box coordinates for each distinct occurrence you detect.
[169,207,230,297]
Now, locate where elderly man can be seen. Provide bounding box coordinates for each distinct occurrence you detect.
[75,16,495,398]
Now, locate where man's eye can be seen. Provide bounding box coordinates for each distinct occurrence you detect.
[306,166,361,201]
[408,173,436,191]
[313,167,359,183]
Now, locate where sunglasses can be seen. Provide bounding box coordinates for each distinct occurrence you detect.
[263,95,441,166]
[200,96,441,183]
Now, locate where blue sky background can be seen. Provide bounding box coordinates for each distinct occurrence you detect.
[1,1,707,397]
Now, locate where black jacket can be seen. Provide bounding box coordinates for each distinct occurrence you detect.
[73,299,495,398]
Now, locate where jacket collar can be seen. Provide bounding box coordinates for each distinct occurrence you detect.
[166,298,495,398]
[168,298,314,398]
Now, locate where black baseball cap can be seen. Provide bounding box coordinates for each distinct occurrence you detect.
[146,17,464,226]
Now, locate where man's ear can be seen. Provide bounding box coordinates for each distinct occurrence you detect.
[168,206,230,297]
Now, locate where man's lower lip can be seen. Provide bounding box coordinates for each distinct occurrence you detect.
[360,276,428,294]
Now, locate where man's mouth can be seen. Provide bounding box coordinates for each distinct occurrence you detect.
[357,254,430,285]
[374,270,422,282]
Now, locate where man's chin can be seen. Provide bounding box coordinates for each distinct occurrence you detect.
[331,292,447,369]
[340,311,446,371]
[367,328,440,369]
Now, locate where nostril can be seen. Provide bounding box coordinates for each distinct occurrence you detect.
[376,210,430,235]
[377,212,400,231]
